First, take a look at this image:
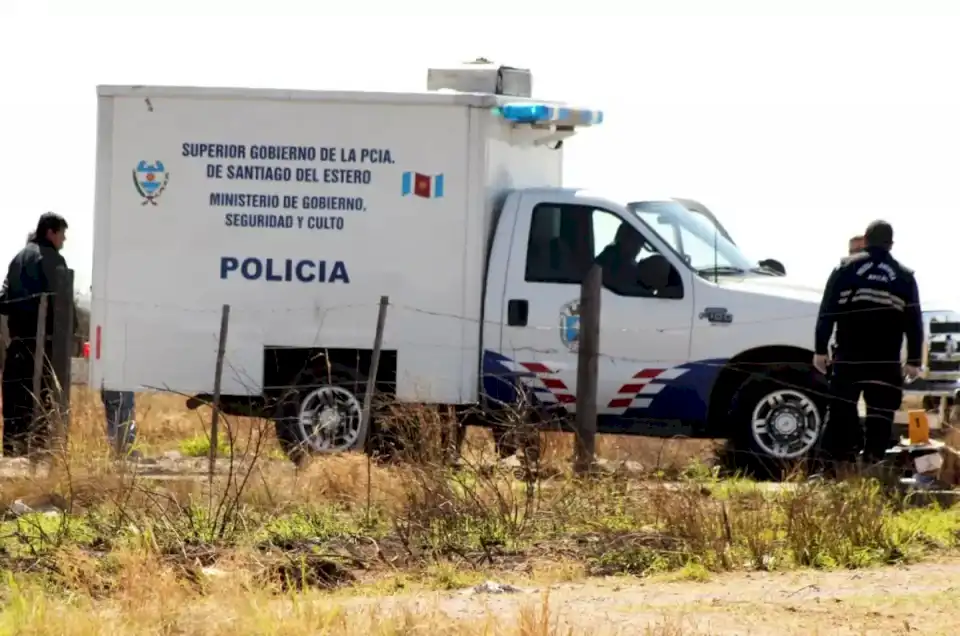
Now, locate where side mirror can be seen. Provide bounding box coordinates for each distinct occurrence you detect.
[758,258,786,275]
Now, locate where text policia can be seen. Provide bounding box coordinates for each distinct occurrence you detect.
[220,257,350,284]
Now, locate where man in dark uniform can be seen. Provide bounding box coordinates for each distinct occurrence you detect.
[814,220,923,467]
[0,213,70,456]
[595,224,645,291]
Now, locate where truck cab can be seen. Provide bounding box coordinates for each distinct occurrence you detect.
[480,184,826,466]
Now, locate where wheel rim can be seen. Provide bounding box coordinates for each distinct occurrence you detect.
[750,389,822,459]
[296,385,363,452]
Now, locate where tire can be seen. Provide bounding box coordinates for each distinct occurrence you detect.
[727,365,828,479]
[273,364,368,465]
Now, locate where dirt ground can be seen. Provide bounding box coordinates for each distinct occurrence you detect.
[341,560,960,635]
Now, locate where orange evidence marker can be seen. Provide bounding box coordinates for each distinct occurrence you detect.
[907,409,930,445]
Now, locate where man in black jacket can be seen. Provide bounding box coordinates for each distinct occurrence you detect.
[814,220,923,466]
[0,213,70,456]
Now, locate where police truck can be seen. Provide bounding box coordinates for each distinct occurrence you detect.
[86,61,951,467]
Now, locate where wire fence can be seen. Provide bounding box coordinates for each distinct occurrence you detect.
[3,289,956,482]
[33,291,953,422]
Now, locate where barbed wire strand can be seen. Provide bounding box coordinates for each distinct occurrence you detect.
[4,290,952,332]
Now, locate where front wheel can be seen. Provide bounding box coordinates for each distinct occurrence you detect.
[728,367,828,478]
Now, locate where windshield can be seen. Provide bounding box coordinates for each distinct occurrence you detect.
[628,200,758,275]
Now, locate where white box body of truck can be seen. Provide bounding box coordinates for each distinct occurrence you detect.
[90,85,563,407]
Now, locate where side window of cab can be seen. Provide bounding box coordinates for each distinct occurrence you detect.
[523,203,684,299]
[524,204,593,284]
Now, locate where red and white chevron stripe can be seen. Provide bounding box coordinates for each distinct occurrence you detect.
[501,361,576,407]
[606,367,688,414]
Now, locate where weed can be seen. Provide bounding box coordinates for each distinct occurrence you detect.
[178,434,231,458]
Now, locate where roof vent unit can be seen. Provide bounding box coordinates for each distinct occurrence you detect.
[427,58,533,97]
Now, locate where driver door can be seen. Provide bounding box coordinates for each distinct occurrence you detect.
[493,197,694,433]
[589,208,695,427]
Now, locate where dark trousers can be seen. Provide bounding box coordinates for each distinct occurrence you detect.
[1,337,53,457]
[102,389,137,453]
[821,361,902,464]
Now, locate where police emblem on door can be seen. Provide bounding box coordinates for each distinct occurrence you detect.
[133,160,170,206]
[559,300,581,352]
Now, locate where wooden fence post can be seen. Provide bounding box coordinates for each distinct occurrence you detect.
[208,304,230,486]
[362,296,389,524]
[360,296,390,452]
[574,264,602,475]
[51,267,75,442]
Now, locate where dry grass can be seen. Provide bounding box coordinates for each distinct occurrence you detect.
[66,389,278,456]
[62,389,719,469]
[0,389,956,634]
[0,568,697,635]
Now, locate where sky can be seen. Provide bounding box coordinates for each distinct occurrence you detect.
[4,0,960,309]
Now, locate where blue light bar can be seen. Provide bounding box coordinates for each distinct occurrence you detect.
[496,102,604,126]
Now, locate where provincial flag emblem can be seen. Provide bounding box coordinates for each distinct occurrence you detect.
[401,171,444,198]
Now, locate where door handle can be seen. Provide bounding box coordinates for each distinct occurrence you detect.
[507,299,529,327]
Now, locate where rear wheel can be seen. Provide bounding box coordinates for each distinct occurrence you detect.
[273,365,367,465]
[728,367,828,478]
